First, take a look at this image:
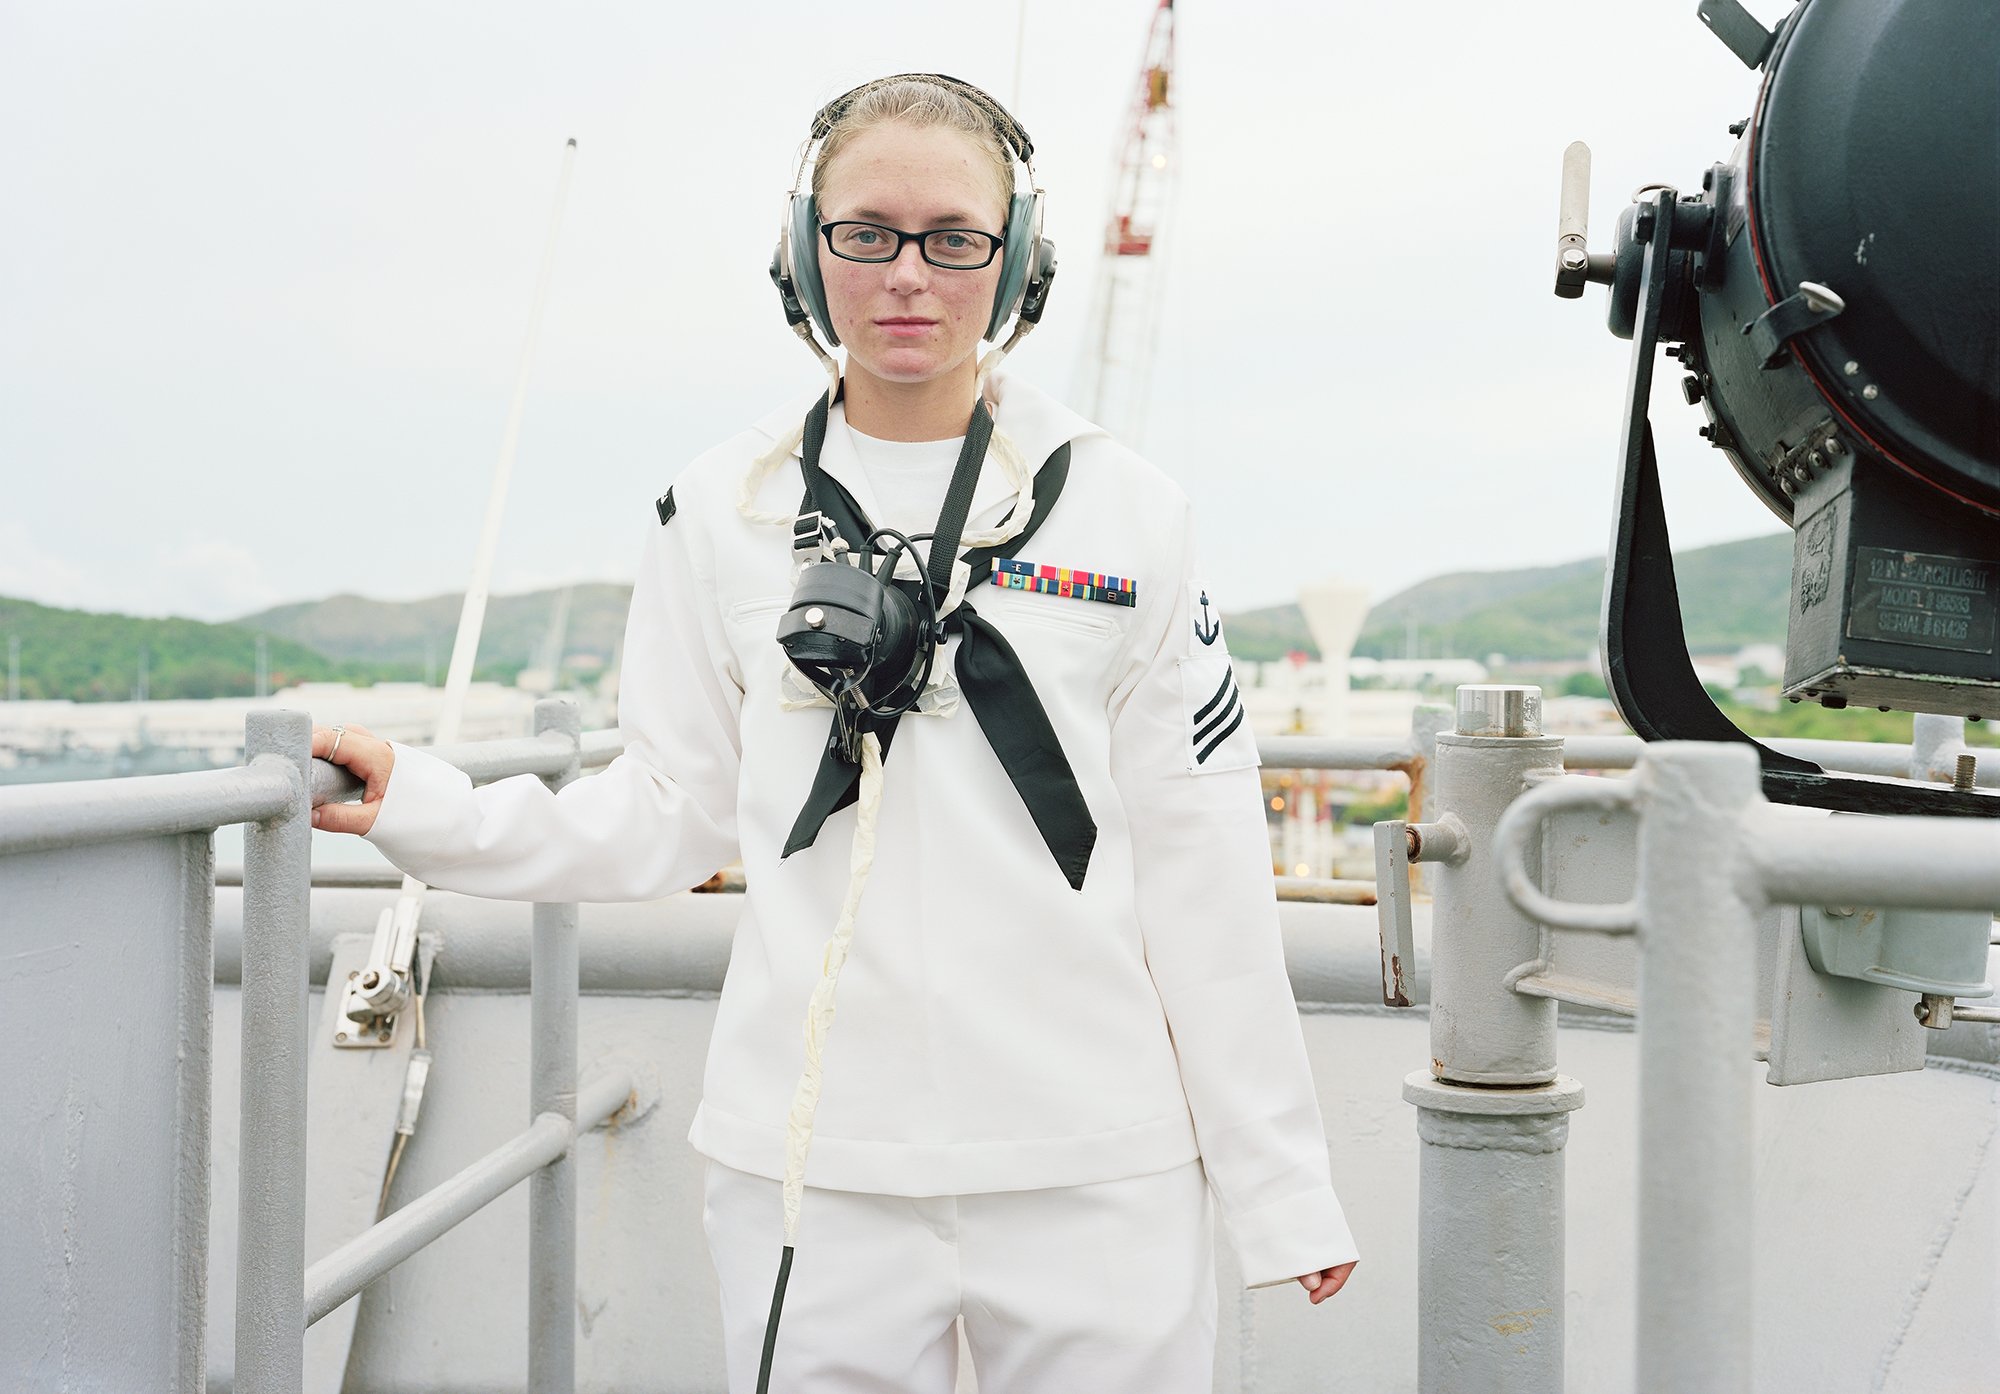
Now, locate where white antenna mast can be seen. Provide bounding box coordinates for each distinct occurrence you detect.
[336,137,578,1047]
[436,138,578,745]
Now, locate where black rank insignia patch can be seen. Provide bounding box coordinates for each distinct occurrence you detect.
[1178,580,1256,773]
[1182,659,1255,771]
[655,487,677,525]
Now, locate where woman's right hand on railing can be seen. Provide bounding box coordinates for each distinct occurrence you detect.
[311,723,394,836]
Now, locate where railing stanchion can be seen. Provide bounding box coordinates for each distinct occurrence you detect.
[237,710,314,1394]
[1633,743,1763,1394]
[529,697,583,1391]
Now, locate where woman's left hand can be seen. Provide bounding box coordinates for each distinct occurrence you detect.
[1296,1261,1357,1304]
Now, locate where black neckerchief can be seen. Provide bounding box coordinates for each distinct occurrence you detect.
[780,391,1097,891]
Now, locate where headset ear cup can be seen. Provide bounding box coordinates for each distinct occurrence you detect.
[788,194,840,347]
[984,192,1043,342]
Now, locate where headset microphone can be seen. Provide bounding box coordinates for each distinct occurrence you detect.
[777,527,939,763]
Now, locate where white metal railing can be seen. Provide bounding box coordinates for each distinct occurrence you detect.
[279,698,625,1394]
[2,694,1993,1393]
[302,1071,632,1326]
[1492,742,2000,1394]
[0,696,626,1394]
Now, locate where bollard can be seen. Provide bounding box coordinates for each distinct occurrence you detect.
[1428,686,1564,1085]
[1406,685,1582,1394]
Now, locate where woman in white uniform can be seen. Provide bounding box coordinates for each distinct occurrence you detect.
[313,74,1359,1393]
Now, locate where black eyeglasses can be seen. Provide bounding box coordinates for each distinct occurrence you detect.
[819,221,1004,270]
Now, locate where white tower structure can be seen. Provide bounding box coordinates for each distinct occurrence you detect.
[1297,578,1372,737]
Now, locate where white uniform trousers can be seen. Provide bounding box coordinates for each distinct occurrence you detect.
[702,1157,1219,1393]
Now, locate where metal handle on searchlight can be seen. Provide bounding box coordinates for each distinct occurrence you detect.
[1554,141,1617,298]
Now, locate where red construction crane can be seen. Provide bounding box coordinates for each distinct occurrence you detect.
[1074,0,1178,443]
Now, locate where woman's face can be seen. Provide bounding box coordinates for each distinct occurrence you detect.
[815,122,1009,388]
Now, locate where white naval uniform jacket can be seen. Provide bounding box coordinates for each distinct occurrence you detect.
[364,372,1360,1287]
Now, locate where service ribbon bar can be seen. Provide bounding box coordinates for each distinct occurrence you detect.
[991,558,1137,607]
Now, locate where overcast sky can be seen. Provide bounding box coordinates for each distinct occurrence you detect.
[1,0,1797,622]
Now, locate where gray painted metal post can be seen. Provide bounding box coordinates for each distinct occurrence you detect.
[237,710,314,1394]
[1406,685,1581,1394]
[1402,1076,1584,1391]
[1428,687,1562,1086]
[1633,743,1761,1394]
[529,697,583,1392]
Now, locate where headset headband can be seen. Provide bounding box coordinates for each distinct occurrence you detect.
[807,73,1035,170]
[772,71,1056,357]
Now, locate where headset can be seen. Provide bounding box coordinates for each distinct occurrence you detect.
[768,72,1058,354]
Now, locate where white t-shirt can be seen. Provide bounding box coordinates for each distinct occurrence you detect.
[844,420,963,542]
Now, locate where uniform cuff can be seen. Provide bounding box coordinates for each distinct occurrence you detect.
[1224,1185,1360,1290]
[361,740,475,871]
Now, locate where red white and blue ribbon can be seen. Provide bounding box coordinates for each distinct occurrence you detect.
[991,557,1137,607]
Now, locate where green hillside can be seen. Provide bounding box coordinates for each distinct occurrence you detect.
[1227,532,1794,663]
[239,582,631,672]
[0,596,364,701]
[0,533,1802,700]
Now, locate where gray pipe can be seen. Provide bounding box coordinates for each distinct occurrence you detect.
[303,1069,632,1327]
[528,698,583,1393]
[1747,811,2000,909]
[0,762,293,854]
[1633,743,1764,1394]
[236,711,314,1394]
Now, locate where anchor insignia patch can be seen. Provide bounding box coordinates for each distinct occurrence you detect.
[1194,590,1221,645]
[1178,580,1257,774]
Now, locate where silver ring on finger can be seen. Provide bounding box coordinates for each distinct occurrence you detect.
[328,725,346,760]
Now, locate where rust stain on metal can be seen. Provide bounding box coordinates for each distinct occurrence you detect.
[1488,1307,1553,1338]
[605,1087,641,1133]
[1392,751,1429,825]
[1386,953,1412,1008]
[1392,750,1429,893]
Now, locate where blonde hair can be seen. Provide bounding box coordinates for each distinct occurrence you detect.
[809,76,1016,222]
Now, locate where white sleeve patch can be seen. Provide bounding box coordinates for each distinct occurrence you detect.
[1180,652,1257,774]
